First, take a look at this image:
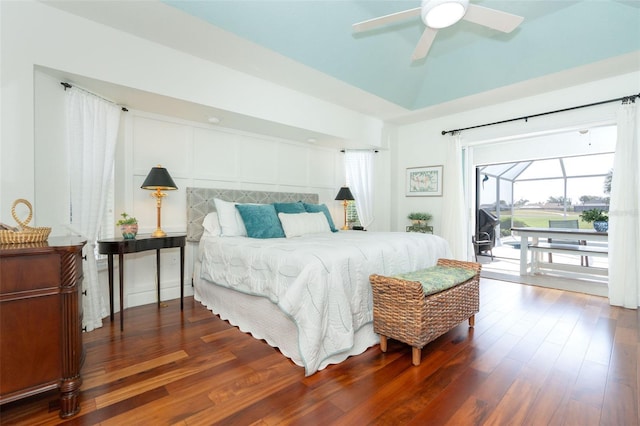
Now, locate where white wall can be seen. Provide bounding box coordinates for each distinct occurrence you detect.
[123,110,346,232]
[0,0,387,215]
[32,70,359,308]
[1,1,394,311]
[34,71,69,232]
[394,71,640,239]
[123,109,348,306]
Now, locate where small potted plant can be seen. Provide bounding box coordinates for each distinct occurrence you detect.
[579,208,609,232]
[407,212,432,226]
[116,212,138,239]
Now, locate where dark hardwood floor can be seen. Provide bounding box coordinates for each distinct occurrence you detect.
[2,278,638,425]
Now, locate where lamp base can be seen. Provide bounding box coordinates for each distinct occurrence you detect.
[342,200,349,231]
[151,228,166,238]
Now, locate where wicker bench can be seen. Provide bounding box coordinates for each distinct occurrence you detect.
[369,258,481,366]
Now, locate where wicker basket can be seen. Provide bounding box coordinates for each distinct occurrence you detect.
[0,199,51,244]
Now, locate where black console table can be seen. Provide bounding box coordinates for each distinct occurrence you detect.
[97,233,186,331]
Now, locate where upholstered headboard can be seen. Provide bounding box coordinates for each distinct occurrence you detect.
[186,187,319,242]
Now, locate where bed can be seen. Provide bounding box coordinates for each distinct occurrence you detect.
[187,187,452,375]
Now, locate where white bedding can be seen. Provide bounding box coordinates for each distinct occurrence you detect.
[196,231,451,375]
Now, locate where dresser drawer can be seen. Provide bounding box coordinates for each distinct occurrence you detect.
[0,254,60,294]
[0,295,62,396]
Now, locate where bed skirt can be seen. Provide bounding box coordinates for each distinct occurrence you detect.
[193,260,379,374]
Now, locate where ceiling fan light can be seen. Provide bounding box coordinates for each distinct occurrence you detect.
[422,0,469,29]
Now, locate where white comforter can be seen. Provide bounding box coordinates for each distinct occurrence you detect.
[199,231,451,375]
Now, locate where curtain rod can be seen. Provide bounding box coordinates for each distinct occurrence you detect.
[341,149,379,153]
[441,92,640,136]
[60,82,129,112]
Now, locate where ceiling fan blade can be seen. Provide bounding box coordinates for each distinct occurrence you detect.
[463,4,524,33]
[352,7,421,33]
[411,27,438,61]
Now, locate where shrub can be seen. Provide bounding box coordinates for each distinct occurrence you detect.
[407,212,432,222]
[579,209,608,223]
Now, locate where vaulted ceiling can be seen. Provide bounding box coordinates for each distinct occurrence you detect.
[45,0,640,127]
[161,0,640,112]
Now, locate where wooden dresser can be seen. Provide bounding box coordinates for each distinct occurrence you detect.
[0,236,86,418]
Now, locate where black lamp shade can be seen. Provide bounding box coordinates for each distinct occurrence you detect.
[335,186,354,201]
[141,166,177,190]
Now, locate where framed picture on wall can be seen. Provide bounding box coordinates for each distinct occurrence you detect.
[406,165,443,197]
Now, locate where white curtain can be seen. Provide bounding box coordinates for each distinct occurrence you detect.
[608,100,640,309]
[66,87,121,331]
[441,134,470,260]
[344,150,375,229]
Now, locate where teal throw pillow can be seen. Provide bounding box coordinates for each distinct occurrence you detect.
[235,204,285,239]
[273,202,306,214]
[302,202,338,232]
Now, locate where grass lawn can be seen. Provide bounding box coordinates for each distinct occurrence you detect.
[498,209,593,232]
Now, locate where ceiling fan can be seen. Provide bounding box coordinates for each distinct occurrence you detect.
[352,0,524,61]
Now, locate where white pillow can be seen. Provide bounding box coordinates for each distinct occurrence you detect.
[213,198,247,237]
[202,212,221,237]
[278,212,331,238]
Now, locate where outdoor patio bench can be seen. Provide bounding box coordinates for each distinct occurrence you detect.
[528,242,608,276]
[511,227,609,280]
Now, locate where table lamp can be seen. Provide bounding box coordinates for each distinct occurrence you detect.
[334,186,354,230]
[141,165,177,237]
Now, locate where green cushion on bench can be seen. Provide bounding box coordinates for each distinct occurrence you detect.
[392,266,477,296]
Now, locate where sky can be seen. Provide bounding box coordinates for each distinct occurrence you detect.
[480,154,614,206]
[514,176,610,205]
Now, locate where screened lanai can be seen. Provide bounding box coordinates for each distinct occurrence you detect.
[477,151,614,237]
[476,152,614,297]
